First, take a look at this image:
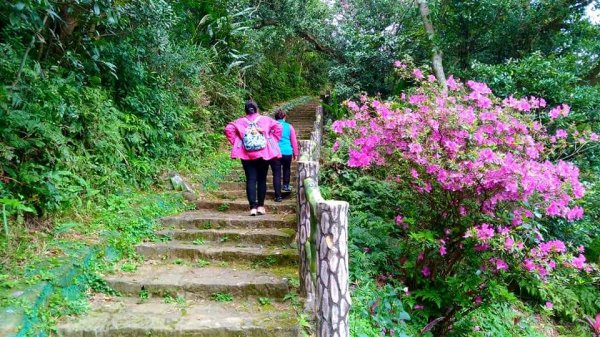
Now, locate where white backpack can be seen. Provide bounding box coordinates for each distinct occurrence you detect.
[242,116,267,151]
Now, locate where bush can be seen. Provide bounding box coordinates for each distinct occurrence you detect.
[330,62,599,334]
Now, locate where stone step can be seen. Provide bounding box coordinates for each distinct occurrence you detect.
[210,189,295,200]
[195,198,296,213]
[136,241,297,265]
[105,265,292,300]
[160,210,295,230]
[290,123,315,126]
[58,297,299,337]
[221,178,299,187]
[226,170,298,179]
[156,227,295,245]
[218,181,280,190]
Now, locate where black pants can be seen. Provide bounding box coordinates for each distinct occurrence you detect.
[241,159,269,209]
[270,155,293,198]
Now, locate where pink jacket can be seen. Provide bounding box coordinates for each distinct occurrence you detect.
[288,124,299,157]
[224,113,283,160]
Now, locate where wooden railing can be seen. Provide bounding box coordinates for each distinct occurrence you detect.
[297,105,350,337]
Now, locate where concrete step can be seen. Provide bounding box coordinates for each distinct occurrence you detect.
[195,198,295,213]
[210,189,295,200]
[219,176,296,186]
[156,227,295,245]
[160,210,296,230]
[58,297,299,337]
[229,165,298,174]
[105,265,293,300]
[218,181,302,191]
[136,241,297,265]
[288,123,315,127]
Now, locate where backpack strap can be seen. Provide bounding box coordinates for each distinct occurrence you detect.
[245,115,261,125]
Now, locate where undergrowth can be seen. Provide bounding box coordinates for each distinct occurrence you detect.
[0,148,235,334]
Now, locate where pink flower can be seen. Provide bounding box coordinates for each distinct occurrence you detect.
[504,237,515,250]
[474,243,490,252]
[409,143,423,154]
[467,80,492,95]
[475,223,495,241]
[566,206,584,221]
[478,149,496,163]
[447,75,459,90]
[414,304,424,310]
[524,259,535,272]
[393,60,407,69]
[571,254,586,269]
[439,245,447,256]
[412,68,424,79]
[422,266,431,277]
[395,214,404,225]
[427,75,437,82]
[495,259,509,271]
[545,301,553,310]
[590,133,599,141]
[474,296,483,305]
[593,314,600,332]
[555,129,568,139]
[347,101,360,111]
[332,141,340,152]
[549,104,570,119]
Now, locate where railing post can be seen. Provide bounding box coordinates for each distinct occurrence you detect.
[299,139,314,161]
[297,140,318,312]
[316,200,350,337]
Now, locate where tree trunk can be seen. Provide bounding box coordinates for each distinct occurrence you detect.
[416,0,448,91]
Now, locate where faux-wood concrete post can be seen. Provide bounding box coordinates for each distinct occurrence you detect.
[316,200,350,337]
[313,106,324,161]
[299,139,314,161]
[297,140,318,312]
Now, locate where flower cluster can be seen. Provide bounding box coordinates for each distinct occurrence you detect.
[332,64,598,280]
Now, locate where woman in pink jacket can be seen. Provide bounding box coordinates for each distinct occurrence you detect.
[224,101,283,216]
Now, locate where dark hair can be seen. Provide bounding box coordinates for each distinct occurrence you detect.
[274,109,286,120]
[245,100,258,114]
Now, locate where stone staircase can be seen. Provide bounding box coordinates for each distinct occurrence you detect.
[57,100,319,336]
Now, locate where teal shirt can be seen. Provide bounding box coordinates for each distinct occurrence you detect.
[278,120,293,155]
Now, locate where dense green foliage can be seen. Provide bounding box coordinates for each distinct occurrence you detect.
[0,0,326,221]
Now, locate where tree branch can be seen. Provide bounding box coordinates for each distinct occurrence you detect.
[12,14,49,90]
[295,29,346,64]
[416,0,447,92]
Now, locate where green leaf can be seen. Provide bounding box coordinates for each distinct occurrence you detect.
[398,311,410,321]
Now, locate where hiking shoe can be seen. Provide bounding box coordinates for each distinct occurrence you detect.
[257,206,266,215]
[282,185,292,193]
[274,197,283,202]
[250,208,257,216]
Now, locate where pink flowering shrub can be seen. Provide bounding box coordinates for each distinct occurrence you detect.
[331,63,598,331]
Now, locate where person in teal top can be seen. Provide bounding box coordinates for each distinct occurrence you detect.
[270,109,299,202]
